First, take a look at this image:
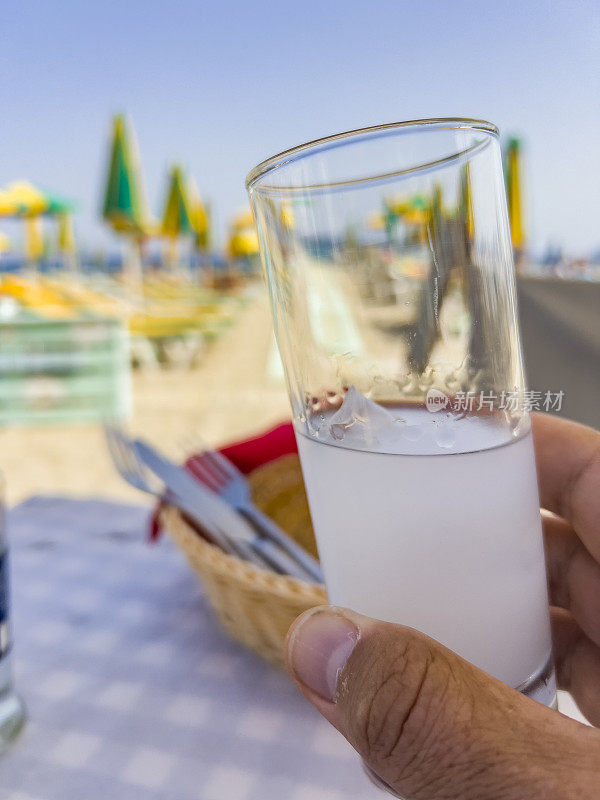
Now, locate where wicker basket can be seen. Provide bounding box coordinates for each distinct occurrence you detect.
[161,453,327,667]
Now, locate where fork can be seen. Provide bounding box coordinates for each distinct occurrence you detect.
[132,437,316,580]
[104,424,245,560]
[105,425,312,578]
[187,447,324,583]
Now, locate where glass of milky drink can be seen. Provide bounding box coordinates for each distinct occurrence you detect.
[246,121,556,765]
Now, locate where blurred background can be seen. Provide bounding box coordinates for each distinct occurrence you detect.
[0,0,598,503]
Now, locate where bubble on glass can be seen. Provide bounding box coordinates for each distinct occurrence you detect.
[330,423,346,441]
[506,410,525,438]
[435,422,456,450]
[403,424,424,442]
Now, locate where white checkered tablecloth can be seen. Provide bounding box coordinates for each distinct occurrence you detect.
[2,497,588,800]
[3,497,382,800]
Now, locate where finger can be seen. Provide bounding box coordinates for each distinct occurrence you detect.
[543,511,600,646]
[532,413,600,562]
[286,606,599,799]
[551,606,600,727]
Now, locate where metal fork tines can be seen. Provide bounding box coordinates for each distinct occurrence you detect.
[105,424,159,495]
[187,447,323,583]
[104,424,239,558]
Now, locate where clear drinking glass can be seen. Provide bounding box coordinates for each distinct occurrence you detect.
[247,119,555,793]
[0,473,26,755]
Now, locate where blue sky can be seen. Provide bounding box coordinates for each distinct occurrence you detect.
[1,0,598,256]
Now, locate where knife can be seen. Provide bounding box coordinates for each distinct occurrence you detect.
[134,439,316,581]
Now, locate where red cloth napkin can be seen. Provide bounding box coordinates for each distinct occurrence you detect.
[149,422,296,541]
[217,422,297,474]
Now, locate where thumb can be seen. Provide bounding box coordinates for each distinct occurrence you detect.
[285,606,597,800]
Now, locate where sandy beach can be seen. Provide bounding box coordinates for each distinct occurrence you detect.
[1,286,290,506]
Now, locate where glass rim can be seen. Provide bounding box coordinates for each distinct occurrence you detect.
[246,117,499,193]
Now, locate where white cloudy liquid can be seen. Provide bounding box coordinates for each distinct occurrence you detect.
[296,410,554,693]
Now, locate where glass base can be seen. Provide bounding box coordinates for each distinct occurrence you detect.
[515,653,557,709]
[363,762,403,796]
[0,689,26,756]
[362,655,557,798]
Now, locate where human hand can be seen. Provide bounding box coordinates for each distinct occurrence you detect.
[285,414,600,799]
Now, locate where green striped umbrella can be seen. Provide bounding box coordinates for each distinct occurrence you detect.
[505,137,524,250]
[101,114,150,236]
[161,165,195,238]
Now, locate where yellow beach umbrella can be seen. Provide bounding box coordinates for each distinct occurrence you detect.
[227,209,259,259]
[459,163,475,239]
[1,181,46,215]
[25,217,44,260]
[0,181,77,264]
[383,195,430,231]
[185,177,211,253]
[280,202,294,230]
[58,212,75,254]
[505,137,524,250]
[231,209,254,229]
[367,211,386,231]
[0,182,45,260]
[0,191,13,216]
[0,181,76,219]
[57,212,78,272]
[0,183,46,262]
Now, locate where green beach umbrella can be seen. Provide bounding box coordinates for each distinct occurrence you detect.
[193,198,211,252]
[101,114,153,285]
[459,163,474,239]
[101,114,151,236]
[161,165,195,239]
[188,176,211,252]
[505,137,525,250]
[160,165,197,268]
